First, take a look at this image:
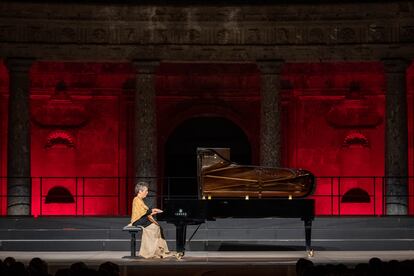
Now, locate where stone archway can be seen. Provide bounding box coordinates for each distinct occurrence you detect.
[164,116,251,198]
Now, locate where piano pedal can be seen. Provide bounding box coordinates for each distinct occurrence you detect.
[307,249,314,258]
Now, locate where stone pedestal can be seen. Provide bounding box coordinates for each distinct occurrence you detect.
[6,58,34,216]
[132,60,159,208]
[383,58,409,215]
[257,60,284,167]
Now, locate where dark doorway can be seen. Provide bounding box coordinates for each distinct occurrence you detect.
[164,117,251,198]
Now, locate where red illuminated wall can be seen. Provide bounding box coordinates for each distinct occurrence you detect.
[156,63,261,187]
[1,60,414,216]
[282,63,386,215]
[29,62,134,216]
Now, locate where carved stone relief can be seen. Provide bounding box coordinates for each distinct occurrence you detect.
[400,26,414,42]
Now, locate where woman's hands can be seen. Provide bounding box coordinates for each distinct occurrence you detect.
[151,208,163,215]
[148,208,163,225]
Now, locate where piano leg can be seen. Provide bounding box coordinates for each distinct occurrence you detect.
[304,218,314,257]
[175,223,187,255]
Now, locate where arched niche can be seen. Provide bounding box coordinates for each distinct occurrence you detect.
[45,186,75,204]
[164,116,251,198]
[341,188,371,203]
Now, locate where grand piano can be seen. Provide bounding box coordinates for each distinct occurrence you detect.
[158,148,316,256]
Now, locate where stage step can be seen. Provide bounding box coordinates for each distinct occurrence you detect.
[0,217,414,251]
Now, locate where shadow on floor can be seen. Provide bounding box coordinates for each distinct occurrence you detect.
[215,243,325,251]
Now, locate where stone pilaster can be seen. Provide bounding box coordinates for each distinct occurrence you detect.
[382,58,410,215]
[132,60,159,207]
[257,60,284,167]
[6,58,34,216]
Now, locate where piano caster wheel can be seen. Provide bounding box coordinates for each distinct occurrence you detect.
[175,252,184,260]
[307,249,314,258]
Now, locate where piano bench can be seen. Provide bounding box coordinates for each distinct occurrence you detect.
[122,225,144,258]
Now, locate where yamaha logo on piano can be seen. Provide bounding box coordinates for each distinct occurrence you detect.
[174,208,188,217]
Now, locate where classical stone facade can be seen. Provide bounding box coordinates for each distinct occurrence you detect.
[0,1,413,215]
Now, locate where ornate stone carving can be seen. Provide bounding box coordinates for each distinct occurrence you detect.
[276,28,290,44]
[342,131,369,148]
[368,25,386,43]
[188,29,201,43]
[338,27,357,42]
[32,83,89,128]
[60,27,77,43]
[217,29,231,44]
[246,28,260,43]
[308,28,324,44]
[0,25,11,41]
[123,28,137,43]
[45,130,75,149]
[1,2,411,22]
[0,17,411,49]
[326,99,383,128]
[89,28,108,44]
[400,26,414,42]
[155,29,169,43]
[326,81,383,128]
[0,3,413,61]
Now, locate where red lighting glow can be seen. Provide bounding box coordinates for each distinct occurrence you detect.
[0,60,413,216]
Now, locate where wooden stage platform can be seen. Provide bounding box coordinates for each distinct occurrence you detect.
[1,217,414,275]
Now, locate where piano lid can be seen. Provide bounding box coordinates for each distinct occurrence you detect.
[197,148,315,199]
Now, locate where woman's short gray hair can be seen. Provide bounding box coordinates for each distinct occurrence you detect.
[135,182,149,195]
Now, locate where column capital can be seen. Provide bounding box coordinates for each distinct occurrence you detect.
[5,57,35,73]
[132,59,160,74]
[381,58,410,74]
[256,59,285,75]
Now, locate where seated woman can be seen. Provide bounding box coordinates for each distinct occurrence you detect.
[128,181,175,259]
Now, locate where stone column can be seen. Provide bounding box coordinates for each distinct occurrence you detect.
[132,60,159,208]
[382,58,410,215]
[257,60,284,167]
[6,58,34,216]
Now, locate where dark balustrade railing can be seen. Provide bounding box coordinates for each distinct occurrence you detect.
[0,176,413,216]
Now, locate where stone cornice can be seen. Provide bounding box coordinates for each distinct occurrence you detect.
[1,43,414,62]
[1,18,414,46]
[1,2,412,21]
[1,2,414,61]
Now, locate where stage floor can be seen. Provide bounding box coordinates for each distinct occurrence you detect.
[1,250,413,275]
